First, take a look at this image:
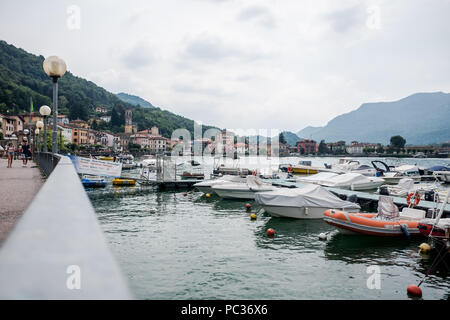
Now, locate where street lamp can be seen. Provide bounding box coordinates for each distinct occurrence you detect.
[35,128,40,153]
[39,106,51,152]
[43,56,66,154]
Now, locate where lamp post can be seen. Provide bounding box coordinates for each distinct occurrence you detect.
[36,121,44,152]
[43,56,66,154]
[35,128,40,154]
[39,106,51,152]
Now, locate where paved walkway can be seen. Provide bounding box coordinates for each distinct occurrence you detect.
[0,157,44,244]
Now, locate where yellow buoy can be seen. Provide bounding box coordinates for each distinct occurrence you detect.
[419,243,431,253]
[205,193,211,198]
[250,213,257,220]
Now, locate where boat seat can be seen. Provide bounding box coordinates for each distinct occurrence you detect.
[400,207,426,220]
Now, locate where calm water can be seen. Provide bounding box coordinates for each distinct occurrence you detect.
[88,156,450,300]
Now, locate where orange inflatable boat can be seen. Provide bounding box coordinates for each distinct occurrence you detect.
[323,209,422,236]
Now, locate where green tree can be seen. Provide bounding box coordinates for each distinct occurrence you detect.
[318,140,329,154]
[390,135,406,151]
[279,133,287,145]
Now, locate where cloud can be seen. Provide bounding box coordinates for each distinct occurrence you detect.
[121,42,155,69]
[326,4,366,34]
[172,83,228,97]
[180,33,272,64]
[237,5,276,28]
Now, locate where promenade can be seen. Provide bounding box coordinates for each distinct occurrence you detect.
[0,157,44,244]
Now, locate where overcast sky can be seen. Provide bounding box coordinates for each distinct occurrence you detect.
[0,0,449,132]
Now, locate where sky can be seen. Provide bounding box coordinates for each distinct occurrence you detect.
[0,0,449,133]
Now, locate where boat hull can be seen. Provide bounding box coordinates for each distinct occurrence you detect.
[292,167,319,175]
[323,210,422,236]
[195,186,214,194]
[263,205,359,219]
[112,178,136,186]
[213,188,257,199]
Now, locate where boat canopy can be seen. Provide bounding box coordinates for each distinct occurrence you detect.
[396,178,415,191]
[296,172,339,184]
[255,184,360,210]
[246,175,273,191]
[394,165,419,174]
[427,165,449,172]
[322,173,383,187]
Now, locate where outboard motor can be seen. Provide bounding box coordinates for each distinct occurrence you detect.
[378,186,390,196]
[347,194,358,203]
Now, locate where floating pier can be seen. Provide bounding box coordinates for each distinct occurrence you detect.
[270,179,450,216]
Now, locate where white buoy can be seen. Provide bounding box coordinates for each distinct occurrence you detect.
[318,233,328,241]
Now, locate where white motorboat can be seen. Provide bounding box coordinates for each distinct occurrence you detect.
[212,175,276,200]
[350,164,377,176]
[255,184,361,219]
[377,178,440,198]
[141,155,157,168]
[331,158,361,173]
[381,165,422,184]
[321,173,385,191]
[193,175,246,194]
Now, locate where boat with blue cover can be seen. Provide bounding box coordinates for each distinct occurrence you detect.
[81,175,107,188]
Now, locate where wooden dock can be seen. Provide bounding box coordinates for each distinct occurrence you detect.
[270,179,450,216]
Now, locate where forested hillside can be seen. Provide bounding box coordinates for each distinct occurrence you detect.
[0,40,216,137]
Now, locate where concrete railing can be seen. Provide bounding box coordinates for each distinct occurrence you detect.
[0,155,132,299]
[34,152,60,177]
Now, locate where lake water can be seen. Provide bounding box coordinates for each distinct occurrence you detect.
[88,156,450,300]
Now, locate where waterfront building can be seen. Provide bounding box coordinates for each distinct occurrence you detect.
[296,139,318,154]
[327,141,346,154]
[346,141,378,154]
[57,124,73,143]
[71,125,89,145]
[0,114,24,137]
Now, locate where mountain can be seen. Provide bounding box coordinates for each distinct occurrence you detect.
[0,40,216,138]
[116,92,154,108]
[296,92,450,145]
[280,131,300,146]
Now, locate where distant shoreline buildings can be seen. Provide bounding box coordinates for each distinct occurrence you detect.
[0,108,449,158]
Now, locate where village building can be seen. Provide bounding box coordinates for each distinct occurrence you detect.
[346,141,378,154]
[296,139,318,154]
[94,106,107,113]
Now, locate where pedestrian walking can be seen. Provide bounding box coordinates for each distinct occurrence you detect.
[7,143,15,168]
[22,138,31,166]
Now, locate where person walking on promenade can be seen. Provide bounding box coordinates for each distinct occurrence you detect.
[21,138,31,166]
[7,142,15,168]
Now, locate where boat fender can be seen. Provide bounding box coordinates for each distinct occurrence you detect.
[400,224,410,238]
[305,207,309,215]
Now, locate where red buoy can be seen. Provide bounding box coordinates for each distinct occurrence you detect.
[267,228,275,237]
[246,203,252,209]
[407,285,422,297]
